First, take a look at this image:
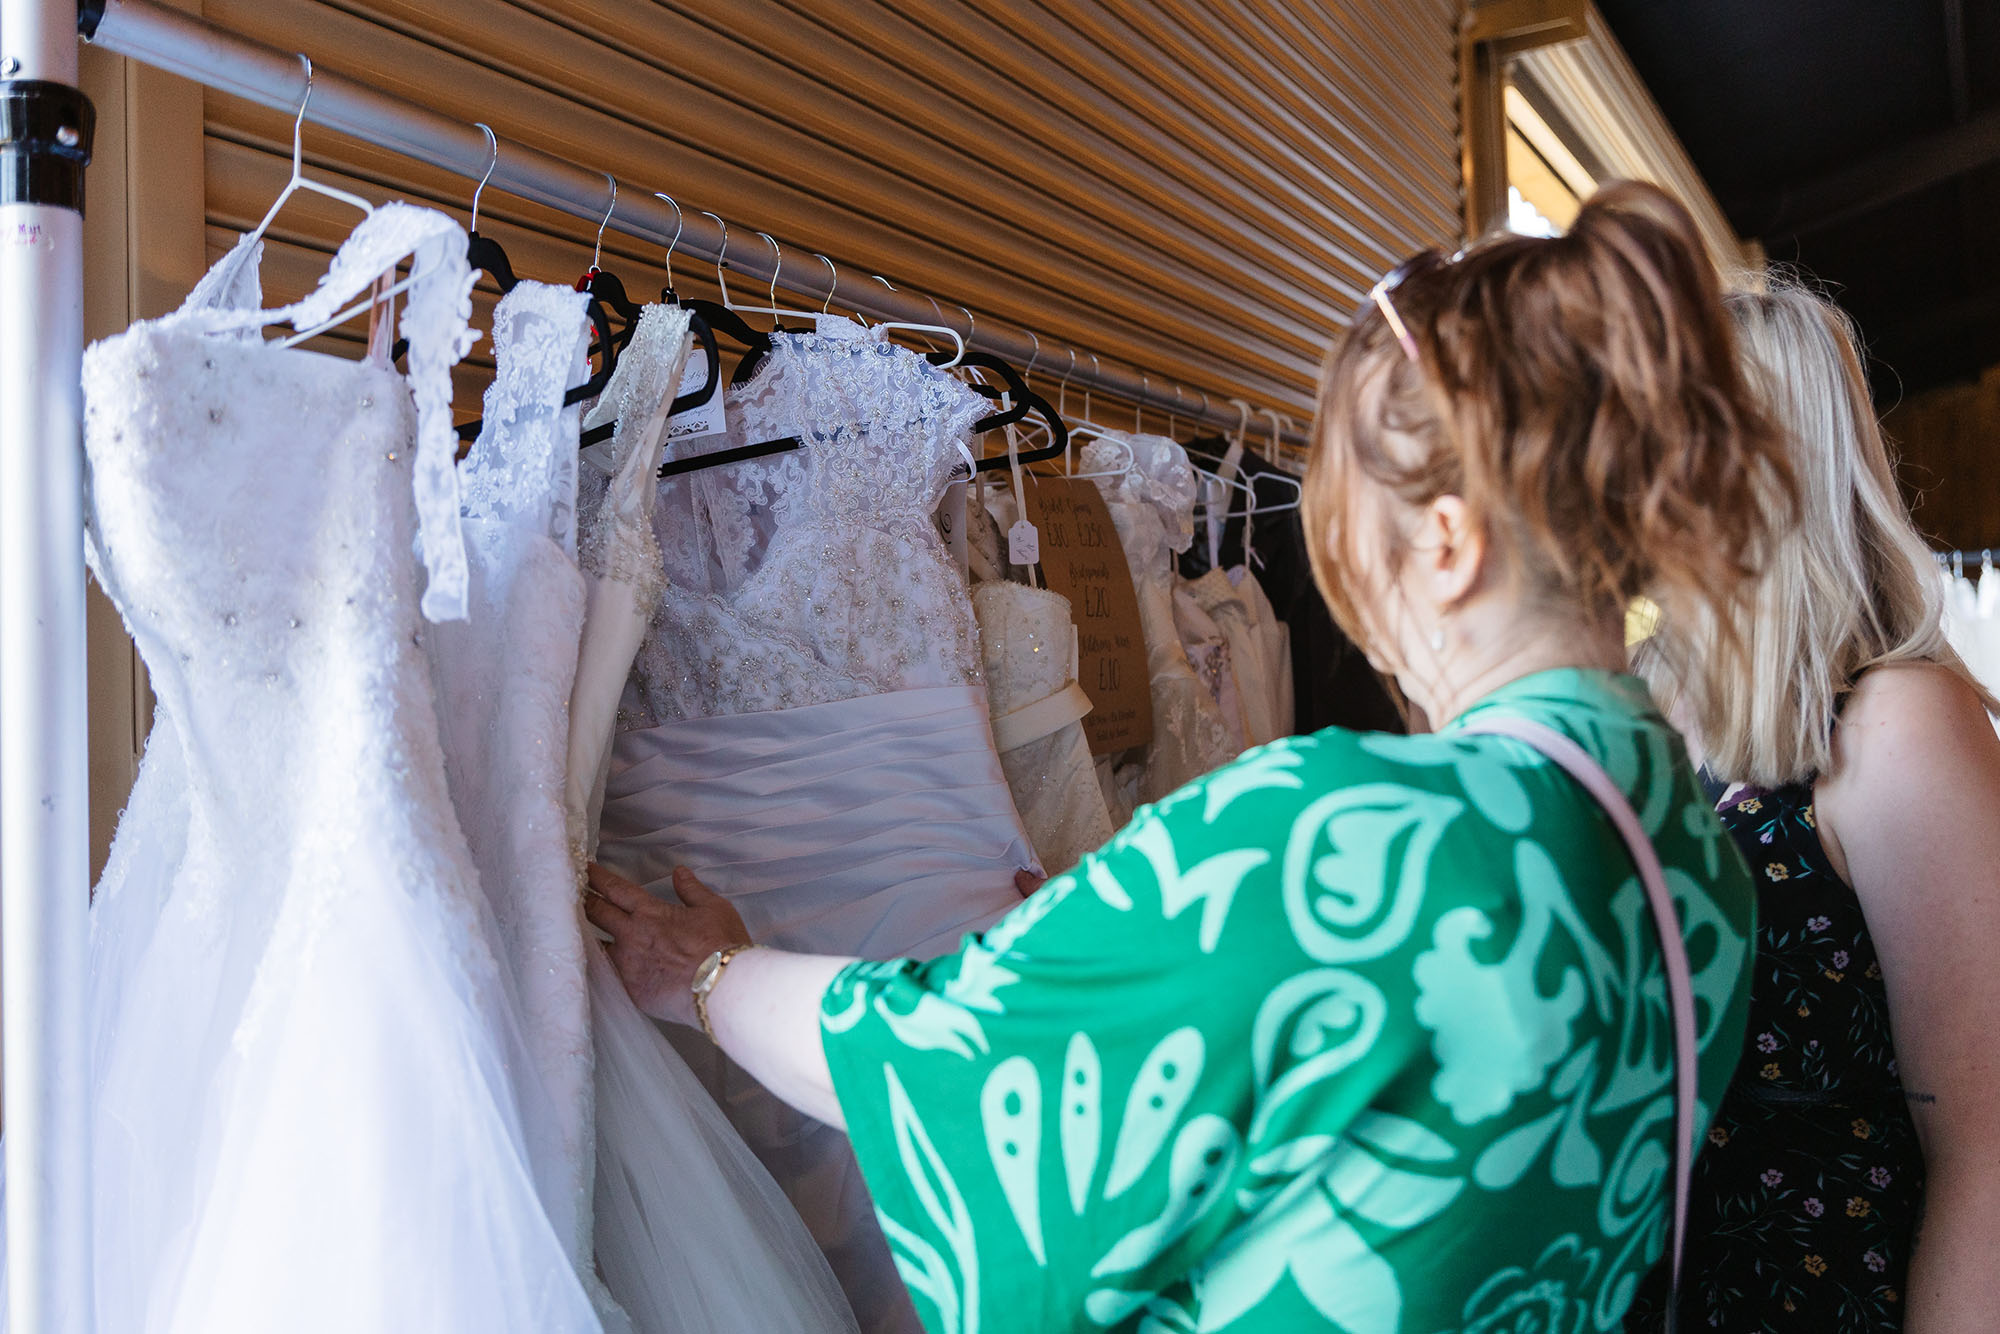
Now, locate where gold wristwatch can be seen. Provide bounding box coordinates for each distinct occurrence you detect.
[691,943,756,1043]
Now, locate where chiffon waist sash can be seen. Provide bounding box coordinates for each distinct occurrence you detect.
[600,684,1033,960]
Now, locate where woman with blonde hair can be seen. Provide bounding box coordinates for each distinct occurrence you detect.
[584,181,1792,1333]
[1629,282,2000,1332]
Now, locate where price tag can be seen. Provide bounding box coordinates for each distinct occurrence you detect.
[1024,475,1152,755]
[1007,519,1040,567]
[664,353,727,444]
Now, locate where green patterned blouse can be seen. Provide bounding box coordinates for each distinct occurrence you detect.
[820,669,1755,1334]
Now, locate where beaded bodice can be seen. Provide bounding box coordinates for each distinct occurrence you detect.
[624,317,988,724]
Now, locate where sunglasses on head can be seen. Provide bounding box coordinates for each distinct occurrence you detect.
[1367,247,1463,363]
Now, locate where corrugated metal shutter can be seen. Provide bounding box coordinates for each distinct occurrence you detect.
[193,0,1463,423]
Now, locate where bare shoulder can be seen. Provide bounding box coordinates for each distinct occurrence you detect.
[1827,659,2000,792]
[1817,660,2000,888]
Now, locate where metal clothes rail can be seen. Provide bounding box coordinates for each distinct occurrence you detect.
[0,2,1327,1327]
[79,0,1317,451]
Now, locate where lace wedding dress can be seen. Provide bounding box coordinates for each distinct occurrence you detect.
[1085,432,1236,807]
[567,305,859,1334]
[596,316,1034,1333]
[970,580,1115,877]
[72,207,602,1331]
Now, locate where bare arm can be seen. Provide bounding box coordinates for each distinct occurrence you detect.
[706,946,852,1130]
[584,862,1040,1133]
[1816,663,2000,1331]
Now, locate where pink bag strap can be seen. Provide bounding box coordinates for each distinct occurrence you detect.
[1461,716,1698,1320]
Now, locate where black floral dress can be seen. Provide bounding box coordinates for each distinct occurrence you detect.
[1627,783,1923,1331]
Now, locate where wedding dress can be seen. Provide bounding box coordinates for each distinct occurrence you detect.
[560,303,859,1334]
[1085,432,1235,806]
[970,580,1115,876]
[595,315,1034,1333]
[73,207,601,1332]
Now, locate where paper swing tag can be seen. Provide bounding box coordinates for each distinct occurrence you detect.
[665,353,728,445]
[1007,519,1040,567]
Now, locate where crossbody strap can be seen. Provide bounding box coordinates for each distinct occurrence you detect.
[1460,717,1698,1325]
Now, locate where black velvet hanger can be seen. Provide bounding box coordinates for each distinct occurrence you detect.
[967,382,1068,471]
[928,348,1033,433]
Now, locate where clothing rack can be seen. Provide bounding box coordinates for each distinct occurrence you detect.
[80,0,1318,453]
[0,1,1325,1326]
[1935,548,1997,568]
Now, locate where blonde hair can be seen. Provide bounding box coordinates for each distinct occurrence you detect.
[1304,181,1793,683]
[1640,278,1995,785]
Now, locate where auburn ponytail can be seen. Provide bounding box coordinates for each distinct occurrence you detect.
[1304,179,1794,681]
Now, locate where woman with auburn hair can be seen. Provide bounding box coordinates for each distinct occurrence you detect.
[582,181,1790,1333]
[1628,283,2000,1333]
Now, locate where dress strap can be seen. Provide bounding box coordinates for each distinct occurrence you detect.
[1459,716,1698,1334]
[179,203,480,622]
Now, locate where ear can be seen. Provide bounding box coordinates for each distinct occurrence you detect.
[1417,494,1485,607]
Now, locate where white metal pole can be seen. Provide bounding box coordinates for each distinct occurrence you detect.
[0,0,95,1330]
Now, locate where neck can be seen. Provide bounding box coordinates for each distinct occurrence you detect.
[1407,612,1628,728]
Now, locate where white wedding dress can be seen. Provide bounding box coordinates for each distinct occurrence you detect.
[566,305,859,1334]
[73,206,601,1332]
[596,316,1034,1333]
[1085,432,1236,807]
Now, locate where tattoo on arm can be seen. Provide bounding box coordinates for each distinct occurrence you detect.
[1906,1091,1939,1105]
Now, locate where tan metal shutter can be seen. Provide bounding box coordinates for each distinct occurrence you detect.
[196,0,1463,424]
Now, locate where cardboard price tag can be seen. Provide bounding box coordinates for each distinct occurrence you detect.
[1024,474,1152,755]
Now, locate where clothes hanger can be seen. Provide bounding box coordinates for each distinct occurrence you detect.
[676,213,777,388]
[924,305,1029,432]
[465,124,521,294]
[863,280,967,367]
[645,214,805,478]
[250,57,431,352]
[451,164,622,443]
[967,381,1068,472]
[652,190,721,419]
[395,123,533,373]
[576,175,643,343]
[243,56,374,256]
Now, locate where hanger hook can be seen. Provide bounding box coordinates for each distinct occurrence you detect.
[1060,347,1077,389]
[1138,373,1150,430]
[652,191,684,293]
[289,54,315,178]
[954,304,976,346]
[1229,396,1252,441]
[1023,330,1041,378]
[591,174,618,272]
[814,254,838,314]
[756,231,783,305]
[469,122,498,234]
[702,211,732,306]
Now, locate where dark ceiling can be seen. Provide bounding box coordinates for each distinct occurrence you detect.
[1594,0,2000,406]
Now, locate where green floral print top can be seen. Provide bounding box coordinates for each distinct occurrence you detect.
[819,669,1756,1334]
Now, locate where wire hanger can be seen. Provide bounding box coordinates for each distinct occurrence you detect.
[243,55,374,255]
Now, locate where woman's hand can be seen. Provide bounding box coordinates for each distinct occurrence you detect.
[584,862,752,1027]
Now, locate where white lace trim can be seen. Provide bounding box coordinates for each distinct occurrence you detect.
[462,282,591,555]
